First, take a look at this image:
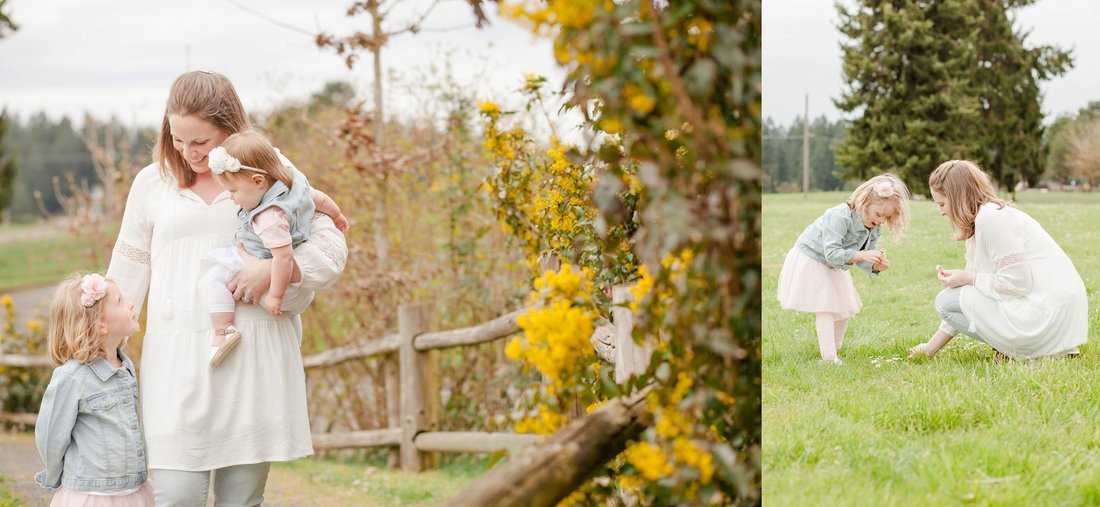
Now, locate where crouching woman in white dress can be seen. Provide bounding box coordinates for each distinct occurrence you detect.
[908,160,1086,361]
[106,70,348,506]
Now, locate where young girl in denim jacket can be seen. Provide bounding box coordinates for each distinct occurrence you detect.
[35,272,153,506]
[777,174,910,364]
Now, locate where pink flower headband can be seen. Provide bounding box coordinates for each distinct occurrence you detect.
[875,182,895,198]
[80,274,108,307]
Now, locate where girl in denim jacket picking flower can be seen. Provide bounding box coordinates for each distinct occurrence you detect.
[777,174,910,364]
[35,272,153,506]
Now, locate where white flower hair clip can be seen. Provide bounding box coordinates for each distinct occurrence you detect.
[875,181,894,198]
[208,147,267,176]
[80,273,108,307]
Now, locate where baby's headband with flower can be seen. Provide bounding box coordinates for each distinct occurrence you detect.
[875,181,895,198]
[80,273,108,307]
[208,147,268,176]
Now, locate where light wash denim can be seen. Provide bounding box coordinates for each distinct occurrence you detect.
[151,463,270,507]
[235,164,315,259]
[935,287,987,344]
[35,349,147,493]
[795,203,881,276]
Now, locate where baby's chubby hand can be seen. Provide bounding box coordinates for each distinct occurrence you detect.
[263,295,283,316]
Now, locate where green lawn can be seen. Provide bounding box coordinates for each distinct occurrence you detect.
[0,226,112,290]
[270,453,491,506]
[763,191,1100,506]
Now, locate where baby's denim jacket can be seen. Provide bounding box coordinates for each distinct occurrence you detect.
[796,203,880,276]
[35,349,147,492]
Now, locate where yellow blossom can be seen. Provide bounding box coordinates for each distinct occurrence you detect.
[672,438,715,484]
[624,441,674,481]
[477,100,501,118]
[1,294,11,307]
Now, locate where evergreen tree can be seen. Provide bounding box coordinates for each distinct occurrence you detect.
[971,1,1070,189]
[0,110,15,223]
[834,0,1070,194]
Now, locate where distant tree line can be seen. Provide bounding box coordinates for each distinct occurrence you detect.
[1045,102,1100,187]
[0,113,154,222]
[763,116,848,193]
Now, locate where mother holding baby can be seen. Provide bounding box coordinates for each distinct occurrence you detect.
[908,160,1087,360]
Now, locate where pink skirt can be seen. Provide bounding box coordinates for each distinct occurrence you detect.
[777,248,862,319]
[50,482,154,507]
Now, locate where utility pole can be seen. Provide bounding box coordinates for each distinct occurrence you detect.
[802,94,809,200]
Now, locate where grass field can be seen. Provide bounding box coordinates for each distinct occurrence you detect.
[763,191,1100,506]
[0,224,112,290]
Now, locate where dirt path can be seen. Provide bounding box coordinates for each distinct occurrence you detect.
[0,431,384,506]
[0,431,51,506]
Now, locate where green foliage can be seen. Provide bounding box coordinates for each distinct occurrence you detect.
[0,0,17,38]
[0,110,16,221]
[835,0,1070,193]
[763,191,1100,505]
[763,116,848,193]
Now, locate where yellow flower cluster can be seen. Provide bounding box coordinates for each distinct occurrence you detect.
[672,438,715,484]
[531,263,591,301]
[513,403,568,435]
[623,83,656,114]
[477,100,500,119]
[624,441,675,482]
[513,299,595,386]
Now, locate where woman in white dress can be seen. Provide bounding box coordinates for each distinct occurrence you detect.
[106,71,347,505]
[908,160,1086,360]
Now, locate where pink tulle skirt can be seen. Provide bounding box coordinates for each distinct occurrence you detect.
[777,248,862,319]
[50,482,154,507]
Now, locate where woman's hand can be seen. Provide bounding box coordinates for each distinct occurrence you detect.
[907,342,935,359]
[937,268,975,288]
[227,246,302,303]
[872,258,891,273]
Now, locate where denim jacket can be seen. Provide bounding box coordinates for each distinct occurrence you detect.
[235,165,314,259]
[795,203,880,276]
[35,349,147,493]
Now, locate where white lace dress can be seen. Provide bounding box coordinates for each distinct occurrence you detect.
[939,202,1087,359]
[106,163,347,471]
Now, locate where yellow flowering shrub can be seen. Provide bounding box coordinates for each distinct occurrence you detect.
[0,293,50,420]
[486,0,760,505]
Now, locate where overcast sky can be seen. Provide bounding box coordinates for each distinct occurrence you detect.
[763,0,1100,126]
[0,0,561,128]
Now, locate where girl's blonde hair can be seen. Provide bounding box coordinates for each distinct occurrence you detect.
[214,129,293,189]
[928,159,1010,240]
[46,273,111,366]
[155,70,251,188]
[846,173,910,238]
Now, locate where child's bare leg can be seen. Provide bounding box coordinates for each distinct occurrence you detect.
[834,318,849,352]
[815,313,839,361]
[211,312,235,347]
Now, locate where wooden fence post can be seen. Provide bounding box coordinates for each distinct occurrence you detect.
[612,285,651,384]
[384,356,400,468]
[398,303,438,472]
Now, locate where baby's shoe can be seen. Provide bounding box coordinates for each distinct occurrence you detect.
[210,325,242,367]
[820,357,843,365]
